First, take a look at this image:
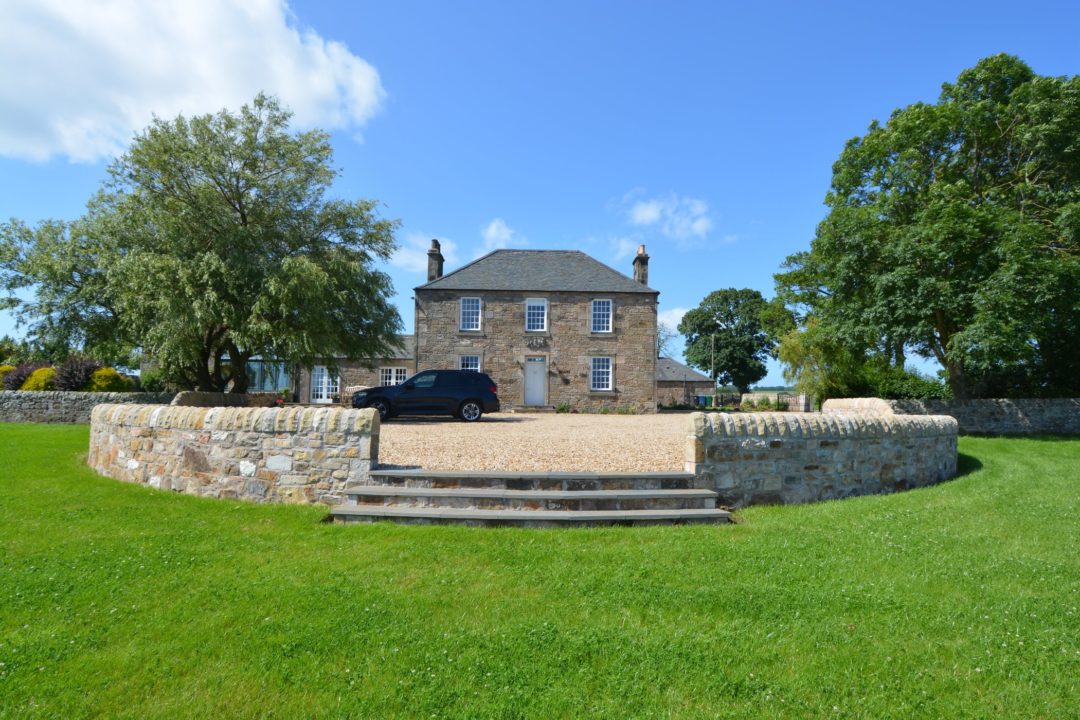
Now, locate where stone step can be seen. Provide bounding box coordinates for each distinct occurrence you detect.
[367,469,698,492]
[330,505,731,528]
[343,486,717,511]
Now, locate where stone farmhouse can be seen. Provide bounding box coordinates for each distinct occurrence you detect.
[296,241,688,412]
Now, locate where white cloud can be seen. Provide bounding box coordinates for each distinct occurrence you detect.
[479,218,527,255]
[624,192,714,245]
[391,232,459,274]
[658,307,689,334]
[610,237,638,261]
[0,0,385,162]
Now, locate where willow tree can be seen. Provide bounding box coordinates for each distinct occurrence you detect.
[1,94,402,391]
[775,55,1080,399]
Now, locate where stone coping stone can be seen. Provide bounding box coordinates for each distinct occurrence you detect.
[691,410,957,439]
[91,403,378,434]
[345,486,716,500]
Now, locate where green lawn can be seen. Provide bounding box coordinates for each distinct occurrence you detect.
[0,425,1077,719]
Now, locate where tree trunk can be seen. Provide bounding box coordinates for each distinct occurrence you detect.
[946,360,969,400]
[228,345,251,394]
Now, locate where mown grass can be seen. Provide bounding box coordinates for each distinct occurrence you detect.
[0,424,1077,719]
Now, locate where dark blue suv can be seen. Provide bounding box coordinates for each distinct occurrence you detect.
[351,370,500,422]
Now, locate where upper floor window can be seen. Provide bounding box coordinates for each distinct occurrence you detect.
[525,298,547,332]
[460,297,481,331]
[459,355,480,372]
[380,367,408,386]
[590,357,613,391]
[591,299,613,333]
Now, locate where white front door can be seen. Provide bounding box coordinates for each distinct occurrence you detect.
[310,365,339,404]
[524,356,546,405]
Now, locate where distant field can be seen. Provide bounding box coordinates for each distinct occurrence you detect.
[1,424,1077,719]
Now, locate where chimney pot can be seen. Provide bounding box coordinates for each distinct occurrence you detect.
[426,238,445,282]
[632,244,650,285]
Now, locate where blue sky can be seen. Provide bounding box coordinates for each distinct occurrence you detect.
[2,0,1078,384]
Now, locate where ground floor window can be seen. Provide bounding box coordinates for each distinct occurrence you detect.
[244,359,290,392]
[310,365,339,403]
[459,355,481,372]
[380,367,409,386]
[590,357,612,391]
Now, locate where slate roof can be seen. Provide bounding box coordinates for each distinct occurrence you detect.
[415,250,658,294]
[656,357,713,384]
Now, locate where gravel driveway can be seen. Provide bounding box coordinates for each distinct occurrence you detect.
[376,412,692,473]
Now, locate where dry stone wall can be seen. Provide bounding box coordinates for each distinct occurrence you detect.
[686,411,957,507]
[0,391,176,424]
[171,391,280,408]
[88,404,379,505]
[415,290,657,412]
[823,397,1080,435]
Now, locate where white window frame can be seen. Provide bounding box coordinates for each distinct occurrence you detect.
[459,355,481,372]
[310,365,340,403]
[380,366,409,386]
[525,298,548,332]
[460,297,481,331]
[590,357,613,392]
[591,299,613,333]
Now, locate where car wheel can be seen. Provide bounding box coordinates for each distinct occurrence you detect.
[458,400,483,422]
[367,399,390,421]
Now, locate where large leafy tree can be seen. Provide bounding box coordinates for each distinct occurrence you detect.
[776,55,1080,399]
[678,288,784,393]
[1,95,402,391]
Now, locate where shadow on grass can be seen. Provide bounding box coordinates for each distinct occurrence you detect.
[955,452,983,478]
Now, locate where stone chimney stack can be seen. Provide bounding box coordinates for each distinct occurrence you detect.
[632,244,649,285]
[427,239,445,282]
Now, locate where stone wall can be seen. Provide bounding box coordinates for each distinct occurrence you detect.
[88,404,379,505]
[823,397,1080,435]
[170,391,280,408]
[0,391,176,424]
[657,380,714,407]
[686,411,958,507]
[415,290,657,412]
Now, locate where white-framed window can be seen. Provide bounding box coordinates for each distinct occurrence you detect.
[591,299,613,333]
[310,365,340,403]
[590,357,613,391]
[380,367,409,386]
[459,355,480,372]
[525,298,547,332]
[460,297,481,331]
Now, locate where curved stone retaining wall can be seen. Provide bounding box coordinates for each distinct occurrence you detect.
[88,404,379,505]
[686,411,957,507]
[0,391,176,423]
[823,397,1080,435]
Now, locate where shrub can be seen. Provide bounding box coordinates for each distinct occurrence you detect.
[137,368,168,393]
[21,367,57,391]
[3,362,49,391]
[555,403,571,414]
[0,365,14,387]
[85,367,132,392]
[615,405,637,415]
[866,364,952,400]
[55,357,102,391]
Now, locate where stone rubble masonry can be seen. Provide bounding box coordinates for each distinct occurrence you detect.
[415,290,657,412]
[0,390,176,424]
[88,404,380,505]
[824,397,1080,435]
[686,410,958,508]
[171,391,280,408]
